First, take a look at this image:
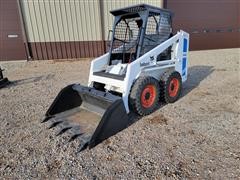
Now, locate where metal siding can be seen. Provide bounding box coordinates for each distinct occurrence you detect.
[21,0,102,42]
[20,0,104,59]
[19,0,163,60]
[166,0,240,50]
[102,0,163,40]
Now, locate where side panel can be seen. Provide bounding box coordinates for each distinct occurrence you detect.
[174,31,189,82]
[181,34,189,82]
[88,53,109,86]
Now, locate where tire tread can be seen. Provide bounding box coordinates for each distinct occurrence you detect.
[129,76,160,116]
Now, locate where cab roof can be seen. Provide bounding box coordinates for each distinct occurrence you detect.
[110,4,173,17]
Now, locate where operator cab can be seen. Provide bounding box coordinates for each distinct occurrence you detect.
[109,4,173,65]
[93,4,173,80]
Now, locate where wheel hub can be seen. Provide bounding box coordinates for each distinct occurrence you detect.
[145,92,150,100]
[141,85,156,108]
[168,78,179,97]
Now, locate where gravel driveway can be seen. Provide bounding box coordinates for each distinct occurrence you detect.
[0,48,240,179]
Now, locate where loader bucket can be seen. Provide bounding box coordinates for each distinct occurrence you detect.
[42,84,130,151]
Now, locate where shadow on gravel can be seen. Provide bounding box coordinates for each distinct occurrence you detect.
[6,74,55,88]
[122,66,215,146]
[6,76,44,87]
[182,65,214,97]
[130,66,215,126]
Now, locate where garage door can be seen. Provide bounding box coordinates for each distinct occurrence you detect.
[0,0,27,61]
[165,0,240,50]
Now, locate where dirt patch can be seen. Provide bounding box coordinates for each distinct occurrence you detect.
[147,114,168,125]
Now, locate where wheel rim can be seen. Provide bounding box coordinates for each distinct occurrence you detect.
[141,85,156,108]
[168,78,179,97]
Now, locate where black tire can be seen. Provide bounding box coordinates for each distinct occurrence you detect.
[160,71,182,103]
[129,76,160,116]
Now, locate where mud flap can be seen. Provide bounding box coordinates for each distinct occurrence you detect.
[42,84,130,151]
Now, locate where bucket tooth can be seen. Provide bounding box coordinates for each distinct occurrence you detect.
[48,119,64,129]
[47,115,69,129]
[56,126,72,136]
[41,115,54,123]
[77,142,88,152]
[67,126,83,142]
[68,133,83,142]
[77,136,91,152]
[55,121,73,136]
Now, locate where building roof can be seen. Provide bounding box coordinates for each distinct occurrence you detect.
[110,4,173,16]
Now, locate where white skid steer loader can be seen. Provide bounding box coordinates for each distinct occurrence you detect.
[42,4,189,152]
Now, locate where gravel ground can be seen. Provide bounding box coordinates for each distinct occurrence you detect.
[0,48,240,179]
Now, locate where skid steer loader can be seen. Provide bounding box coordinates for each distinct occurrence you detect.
[42,4,189,152]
